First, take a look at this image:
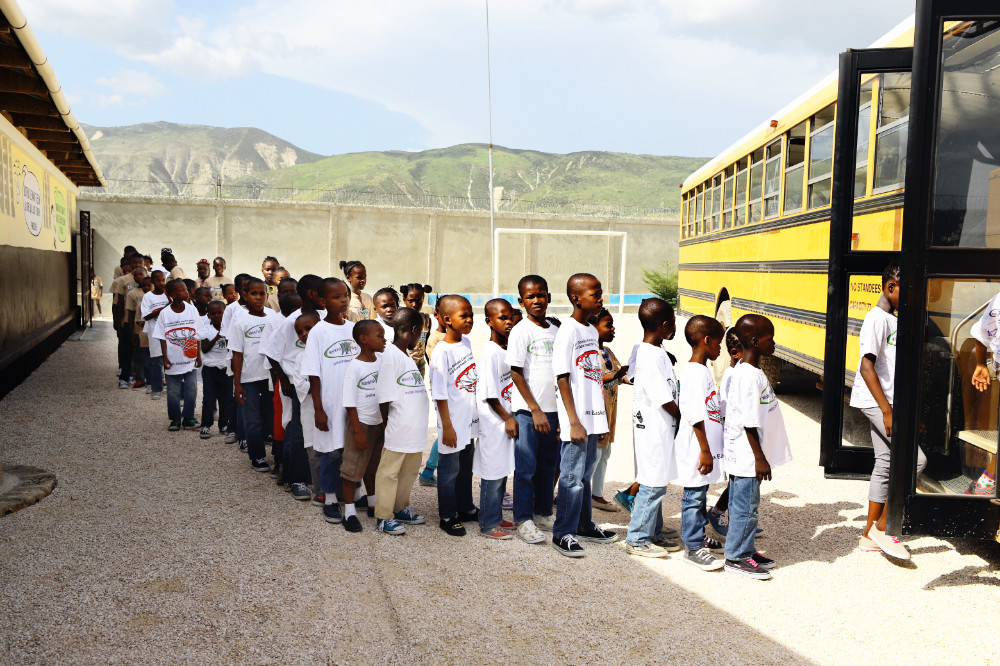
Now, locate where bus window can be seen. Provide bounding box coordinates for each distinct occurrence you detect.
[855,77,875,199]
[764,140,782,219]
[873,72,910,194]
[784,122,807,214]
[724,167,736,228]
[808,104,836,208]
[749,147,764,223]
[931,20,1000,248]
[695,185,703,235]
[735,157,748,226]
[711,174,722,231]
[681,196,687,239]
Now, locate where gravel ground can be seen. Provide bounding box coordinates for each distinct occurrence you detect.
[1,316,999,665]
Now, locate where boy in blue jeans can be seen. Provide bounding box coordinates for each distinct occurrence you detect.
[151,280,202,431]
[722,314,792,580]
[552,273,618,557]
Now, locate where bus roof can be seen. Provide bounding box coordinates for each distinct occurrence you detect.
[682,14,916,191]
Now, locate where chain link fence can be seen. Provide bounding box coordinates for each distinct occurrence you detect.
[81,179,680,220]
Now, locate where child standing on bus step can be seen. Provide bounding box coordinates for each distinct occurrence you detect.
[676,316,727,571]
[591,308,628,512]
[723,314,792,580]
[374,307,431,536]
[341,260,376,320]
[198,300,234,439]
[475,298,519,539]
[552,274,619,557]
[151,279,202,432]
[419,299,448,488]
[303,278,360,525]
[851,263,926,559]
[621,298,680,558]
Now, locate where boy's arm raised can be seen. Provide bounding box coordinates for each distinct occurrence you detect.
[510,367,550,434]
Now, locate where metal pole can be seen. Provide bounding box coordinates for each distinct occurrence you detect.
[618,232,627,316]
[492,228,500,301]
[485,0,496,297]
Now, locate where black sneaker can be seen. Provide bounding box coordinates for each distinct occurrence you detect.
[456,508,479,523]
[269,463,282,480]
[724,557,772,580]
[251,458,271,473]
[577,526,618,544]
[702,536,725,553]
[168,420,181,431]
[439,518,467,537]
[355,495,369,509]
[323,503,343,524]
[290,483,311,501]
[751,552,777,570]
[367,507,375,518]
[343,515,363,533]
[552,534,585,558]
[182,417,199,430]
[238,440,248,452]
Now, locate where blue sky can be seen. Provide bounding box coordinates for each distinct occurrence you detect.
[24,0,915,157]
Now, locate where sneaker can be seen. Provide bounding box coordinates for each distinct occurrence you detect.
[516,520,546,544]
[118,380,129,389]
[238,440,248,452]
[751,552,777,570]
[378,518,406,535]
[858,535,881,552]
[182,418,199,429]
[355,495,369,509]
[269,463,282,480]
[145,384,152,394]
[702,536,725,554]
[500,520,516,529]
[481,526,513,540]
[457,508,479,523]
[343,515,363,533]
[707,507,729,537]
[394,507,426,525]
[151,392,162,401]
[418,468,437,487]
[965,470,997,496]
[168,420,181,431]
[867,526,911,560]
[533,513,555,531]
[132,380,145,389]
[552,534,585,558]
[501,492,513,511]
[367,507,375,518]
[199,426,211,439]
[686,547,724,571]
[660,527,679,537]
[251,458,271,473]
[224,432,236,444]
[577,526,618,544]
[620,541,669,558]
[725,557,772,580]
[439,518,467,537]
[290,483,311,501]
[591,495,619,512]
[311,492,326,506]
[651,534,682,551]
[322,503,343,524]
[612,490,635,515]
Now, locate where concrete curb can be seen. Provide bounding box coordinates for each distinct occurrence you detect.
[0,465,57,516]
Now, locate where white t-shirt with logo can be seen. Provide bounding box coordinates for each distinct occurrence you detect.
[222,301,247,342]
[343,357,383,426]
[376,343,430,454]
[197,317,229,369]
[228,309,277,384]
[723,362,793,478]
[850,306,897,409]
[377,317,395,344]
[552,317,608,437]
[429,337,479,452]
[506,319,559,413]
[264,308,325,367]
[720,365,735,422]
[151,302,202,376]
[141,291,171,358]
[301,319,359,453]
[473,340,515,480]
[972,291,1000,369]
[627,342,678,487]
[674,362,726,487]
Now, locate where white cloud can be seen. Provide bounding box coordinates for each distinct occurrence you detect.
[94,69,166,107]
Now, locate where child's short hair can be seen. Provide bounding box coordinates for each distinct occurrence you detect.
[142,254,152,263]
[734,313,773,348]
[234,273,254,290]
[263,255,279,265]
[882,262,900,287]
[373,286,400,305]
[352,319,382,343]
[339,260,365,278]
[183,278,197,292]
[546,315,562,327]
[589,307,612,325]
[279,292,302,316]
[297,274,323,300]
[222,283,235,294]
[684,315,725,346]
[393,306,422,332]
[244,277,266,291]
[638,297,674,332]
[517,274,547,295]
[566,273,598,299]
[207,300,225,313]
[401,283,433,298]
[725,327,742,356]
[322,277,348,295]
[484,298,510,317]
[278,277,298,292]
[296,311,320,329]
[194,286,212,300]
[165,279,185,296]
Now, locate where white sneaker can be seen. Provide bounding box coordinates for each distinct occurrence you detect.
[145,385,152,394]
[151,393,162,401]
[533,513,555,531]
[517,519,546,544]
[867,526,911,560]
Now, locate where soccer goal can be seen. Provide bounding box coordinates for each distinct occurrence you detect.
[492,228,628,315]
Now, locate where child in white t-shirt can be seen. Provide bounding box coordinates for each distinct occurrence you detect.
[552,273,618,557]
[151,279,202,431]
[373,307,431,536]
[622,298,680,558]
[676,316,727,571]
[430,295,480,537]
[141,270,170,399]
[705,327,743,537]
[722,314,792,580]
[302,278,360,526]
[475,298,519,540]
[198,301,234,440]
[290,312,321,501]
[506,275,560,544]
[372,287,399,344]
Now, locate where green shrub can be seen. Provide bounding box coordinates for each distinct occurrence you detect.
[641,261,678,306]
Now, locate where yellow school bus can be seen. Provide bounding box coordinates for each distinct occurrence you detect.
[677,18,917,382]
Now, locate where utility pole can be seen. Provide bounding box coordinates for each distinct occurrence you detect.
[485,0,496,296]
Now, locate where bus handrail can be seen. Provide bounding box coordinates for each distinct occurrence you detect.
[945,298,993,450]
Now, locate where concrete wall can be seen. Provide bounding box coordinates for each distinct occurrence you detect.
[81,194,678,308]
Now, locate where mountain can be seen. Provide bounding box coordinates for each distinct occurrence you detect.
[82,122,324,196]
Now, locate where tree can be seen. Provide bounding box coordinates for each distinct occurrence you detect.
[641,261,678,306]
